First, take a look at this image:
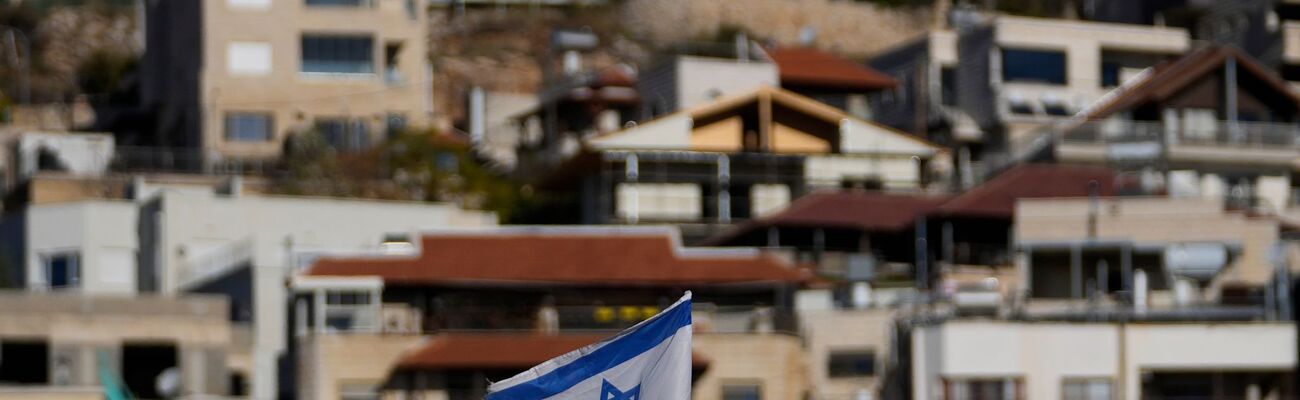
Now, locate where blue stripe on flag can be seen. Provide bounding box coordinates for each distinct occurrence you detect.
[486,297,692,399]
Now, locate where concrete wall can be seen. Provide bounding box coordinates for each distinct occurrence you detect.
[0,293,230,396]
[913,320,1296,400]
[1017,197,1281,286]
[675,57,778,112]
[693,333,808,400]
[25,201,138,294]
[196,0,431,159]
[801,309,895,399]
[297,334,427,400]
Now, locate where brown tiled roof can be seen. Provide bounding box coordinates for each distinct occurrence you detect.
[767,47,897,91]
[937,164,1115,218]
[1080,46,1300,121]
[393,333,710,371]
[704,164,1116,245]
[765,190,950,231]
[306,230,807,286]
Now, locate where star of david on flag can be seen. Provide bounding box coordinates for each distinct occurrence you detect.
[484,292,694,399]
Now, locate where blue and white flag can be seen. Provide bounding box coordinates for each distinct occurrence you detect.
[486,291,694,400]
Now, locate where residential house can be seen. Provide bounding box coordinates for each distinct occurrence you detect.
[141,0,431,167]
[704,164,1116,399]
[910,195,1295,400]
[0,173,497,399]
[291,226,809,400]
[1037,46,1300,214]
[870,15,1190,187]
[527,86,943,242]
[764,46,897,120]
[0,292,234,399]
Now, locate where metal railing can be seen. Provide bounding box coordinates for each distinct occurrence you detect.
[1060,120,1300,148]
[411,304,798,335]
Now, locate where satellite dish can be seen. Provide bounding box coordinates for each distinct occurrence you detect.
[156,367,181,399]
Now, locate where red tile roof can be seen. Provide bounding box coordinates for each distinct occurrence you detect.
[393,333,710,371]
[306,229,807,286]
[937,164,1115,218]
[704,165,1116,245]
[766,191,951,231]
[766,47,897,91]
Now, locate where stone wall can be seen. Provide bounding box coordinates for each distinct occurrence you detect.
[619,0,933,57]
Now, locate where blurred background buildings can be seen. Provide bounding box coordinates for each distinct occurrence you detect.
[0,0,1299,399]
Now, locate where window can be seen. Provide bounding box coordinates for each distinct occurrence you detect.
[1062,378,1112,400]
[43,252,79,290]
[315,118,371,152]
[227,41,272,76]
[385,113,407,138]
[1100,61,1121,88]
[0,341,49,384]
[828,350,876,377]
[945,378,1023,400]
[225,112,273,142]
[326,291,371,306]
[301,35,374,74]
[383,42,404,85]
[306,0,370,6]
[722,383,761,400]
[323,290,375,332]
[1002,48,1066,84]
[940,66,957,106]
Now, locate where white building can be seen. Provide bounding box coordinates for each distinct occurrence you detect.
[2,177,497,399]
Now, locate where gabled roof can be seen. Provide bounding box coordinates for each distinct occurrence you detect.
[766,47,897,91]
[586,86,941,155]
[392,334,710,371]
[1079,46,1300,121]
[306,227,807,286]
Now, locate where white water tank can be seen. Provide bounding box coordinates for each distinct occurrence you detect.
[1164,243,1229,281]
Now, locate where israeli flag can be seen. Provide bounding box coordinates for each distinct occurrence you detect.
[486,291,694,399]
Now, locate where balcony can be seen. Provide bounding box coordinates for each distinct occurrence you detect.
[370,303,800,335]
[1055,119,1300,166]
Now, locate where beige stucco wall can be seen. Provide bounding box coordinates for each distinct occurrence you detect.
[913,320,1295,400]
[1017,197,1281,286]
[801,309,895,399]
[692,333,808,400]
[202,0,430,159]
[297,334,428,400]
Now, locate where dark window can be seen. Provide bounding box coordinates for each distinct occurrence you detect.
[326,291,371,306]
[225,112,274,142]
[230,372,247,396]
[828,350,876,377]
[1044,103,1071,116]
[1101,61,1121,87]
[722,383,762,400]
[301,35,374,74]
[122,343,178,399]
[315,118,371,152]
[305,0,368,6]
[44,252,79,290]
[385,113,407,138]
[0,341,49,384]
[940,66,957,106]
[1002,49,1066,84]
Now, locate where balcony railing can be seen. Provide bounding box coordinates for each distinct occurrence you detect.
[395,304,799,335]
[1060,120,1300,148]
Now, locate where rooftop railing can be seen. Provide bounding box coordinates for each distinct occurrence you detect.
[1059,119,1300,148]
